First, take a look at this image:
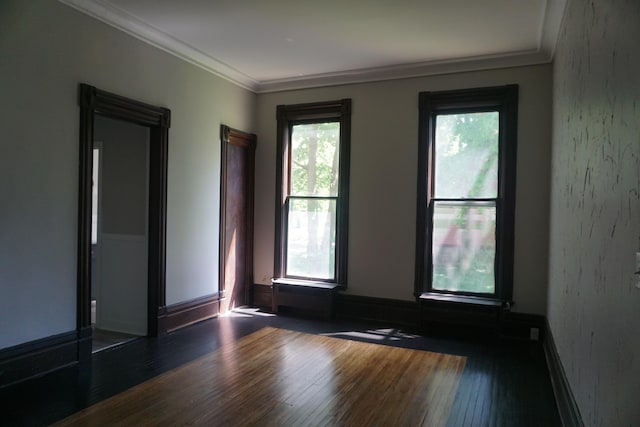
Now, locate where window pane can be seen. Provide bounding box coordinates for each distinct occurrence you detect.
[434,112,499,198]
[286,198,336,279]
[432,201,496,293]
[290,122,340,197]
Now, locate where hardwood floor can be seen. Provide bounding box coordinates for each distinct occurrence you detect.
[0,308,561,426]
[57,327,465,426]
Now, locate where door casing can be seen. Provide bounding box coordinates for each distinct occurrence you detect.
[77,83,170,359]
[219,125,256,311]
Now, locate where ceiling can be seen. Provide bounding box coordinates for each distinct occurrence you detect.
[59,0,566,93]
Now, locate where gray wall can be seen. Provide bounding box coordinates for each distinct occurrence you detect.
[548,0,640,424]
[0,0,255,349]
[95,115,149,236]
[255,65,552,314]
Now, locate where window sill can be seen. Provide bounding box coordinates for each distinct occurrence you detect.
[419,292,505,308]
[271,278,341,290]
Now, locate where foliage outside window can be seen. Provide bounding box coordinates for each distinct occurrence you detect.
[275,99,351,285]
[416,86,518,301]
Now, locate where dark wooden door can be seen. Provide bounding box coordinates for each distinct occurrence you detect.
[219,125,256,311]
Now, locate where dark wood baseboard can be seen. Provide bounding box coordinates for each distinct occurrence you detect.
[420,297,501,337]
[273,281,338,320]
[250,283,273,310]
[165,294,221,333]
[77,326,93,362]
[250,286,545,342]
[420,297,546,340]
[0,331,79,389]
[543,320,584,427]
[336,294,420,327]
[499,311,546,340]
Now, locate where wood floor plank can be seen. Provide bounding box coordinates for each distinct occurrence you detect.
[55,327,466,426]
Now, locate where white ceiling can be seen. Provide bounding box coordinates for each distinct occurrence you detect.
[59,0,566,93]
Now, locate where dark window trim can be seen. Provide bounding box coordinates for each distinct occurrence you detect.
[274,99,352,287]
[415,85,518,304]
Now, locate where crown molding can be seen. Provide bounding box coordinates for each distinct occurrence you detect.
[58,0,260,92]
[256,50,551,93]
[59,0,566,94]
[539,0,568,59]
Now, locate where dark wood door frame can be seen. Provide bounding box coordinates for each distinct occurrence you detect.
[219,125,256,310]
[77,84,170,359]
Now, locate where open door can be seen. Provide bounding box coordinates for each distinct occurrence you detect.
[219,125,256,312]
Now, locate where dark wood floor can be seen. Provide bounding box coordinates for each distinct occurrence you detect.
[0,308,561,426]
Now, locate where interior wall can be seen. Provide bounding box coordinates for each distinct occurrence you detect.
[95,116,149,237]
[0,0,255,349]
[255,64,552,314]
[548,0,640,424]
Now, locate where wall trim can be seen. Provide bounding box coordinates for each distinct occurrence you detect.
[58,0,259,92]
[165,293,221,333]
[57,0,566,94]
[77,83,170,340]
[278,292,547,339]
[499,311,546,340]
[336,294,421,327]
[250,283,273,310]
[543,320,584,427]
[0,331,79,389]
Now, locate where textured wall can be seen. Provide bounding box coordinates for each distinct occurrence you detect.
[548,0,640,424]
[255,65,552,313]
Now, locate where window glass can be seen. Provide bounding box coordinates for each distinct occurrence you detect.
[290,123,340,197]
[431,201,496,293]
[434,112,499,199]
[286,199,337,279]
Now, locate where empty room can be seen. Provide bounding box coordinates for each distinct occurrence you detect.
[1,1,638,426]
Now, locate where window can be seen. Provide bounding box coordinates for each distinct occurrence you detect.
[415,86,518,302]
[274,99,351,286]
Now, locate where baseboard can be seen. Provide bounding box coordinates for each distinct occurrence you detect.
[499,311,546,340]
[420,296,501,337]
[165,293,221,333]
[543,320,584,427]
[0,331,79,389]
[335,294,420,327]
[251,283,273,310]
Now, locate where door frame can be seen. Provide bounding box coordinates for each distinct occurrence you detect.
[77,83,170,359]
[219,125,256,310]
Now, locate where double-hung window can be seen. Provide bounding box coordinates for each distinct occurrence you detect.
[416,86,518,302]
[274,99,351,286]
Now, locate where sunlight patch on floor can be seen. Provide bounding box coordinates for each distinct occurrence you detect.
[222,306,276,318]
[322,328,420,341]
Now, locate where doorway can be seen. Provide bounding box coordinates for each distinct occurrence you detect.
[77,84,170,360]
[91,116,150,352]
[219,125,256,312]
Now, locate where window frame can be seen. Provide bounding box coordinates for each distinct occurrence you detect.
[274,99,352,287]
[415,85,518,303]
